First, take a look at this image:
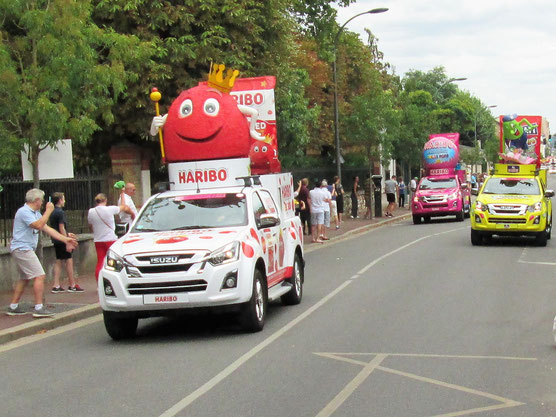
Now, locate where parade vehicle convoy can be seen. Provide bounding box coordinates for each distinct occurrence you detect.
[412,133,471,224]
[99,66,304,340]
[470,163,553,246]
[99,159,304,339]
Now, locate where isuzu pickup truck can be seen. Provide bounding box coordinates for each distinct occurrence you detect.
[412,174,470,224]
[99,158,304,339]
[471,163,553,246]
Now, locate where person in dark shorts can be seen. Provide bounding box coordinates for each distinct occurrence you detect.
[333,176,344,224]
[350,176,360,218]
[49,192,83,293]
[384,175,398,217]
[296,178,311,235]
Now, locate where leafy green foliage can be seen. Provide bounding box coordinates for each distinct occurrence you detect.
[0,0,153,182]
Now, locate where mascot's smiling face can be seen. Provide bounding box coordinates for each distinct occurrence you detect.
[163,85,250,162]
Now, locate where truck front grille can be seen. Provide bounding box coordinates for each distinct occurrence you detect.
[137,264,193,274]
[488,204,526,216]
[423,203,449,209]
[127,280,207,295]
[488,217,527,224]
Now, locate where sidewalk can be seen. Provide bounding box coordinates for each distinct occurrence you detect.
[0,203,411,344]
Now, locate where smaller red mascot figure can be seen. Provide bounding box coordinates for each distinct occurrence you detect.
[249,139,281,174]
[150,64,265,162]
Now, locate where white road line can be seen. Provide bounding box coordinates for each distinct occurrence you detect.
[315,354,387,417]
[0,315,102,354]
[160,226,466,416]
[159,280,353,417]
[518,260,556,266]
[379,366,524,416]
[315,352,530,416]
[357,227,464,276]
[316,352,537,361]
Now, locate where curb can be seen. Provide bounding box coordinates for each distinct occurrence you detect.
[304,212,412,253]
[0,304,102,345]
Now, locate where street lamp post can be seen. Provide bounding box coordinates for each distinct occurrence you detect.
[474,105,497,149]
[433,77,467,102]
[333,7,388,182]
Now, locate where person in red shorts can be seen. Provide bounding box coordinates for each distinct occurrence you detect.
[88,193,132,281]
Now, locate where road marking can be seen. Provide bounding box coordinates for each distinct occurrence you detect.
[160,226,466,416]
[315,354,387,417]
[316,352,537,361]
[314,352,531,417]
[159,281,353,417]
[357,227,464,275]
[518,260,556,266]
[0,315,102,354]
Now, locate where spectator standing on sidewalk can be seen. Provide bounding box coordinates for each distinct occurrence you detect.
[384,175,398,217]
[398,178,406,208]
[296,178,311,235]
[350,176,360,219]
[88,193,132,281]
[49,192,84,293]
[320,179,332,240]
[409,177,418,210]
[117,183,138,226]
[308,180,325,243]
[363,174,373,219]
[326,179,339,230]
[6,189,78,318]
[333,176,344,225]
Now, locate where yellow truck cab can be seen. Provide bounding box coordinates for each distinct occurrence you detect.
[471,163,554,246]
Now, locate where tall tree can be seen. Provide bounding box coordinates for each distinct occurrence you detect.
[0,0,153,184]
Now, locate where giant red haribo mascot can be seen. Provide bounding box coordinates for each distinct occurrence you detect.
[150,64,280,174]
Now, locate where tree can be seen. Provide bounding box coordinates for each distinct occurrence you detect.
[0,0,153,184]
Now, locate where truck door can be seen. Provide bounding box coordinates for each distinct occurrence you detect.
[253,190,283,286]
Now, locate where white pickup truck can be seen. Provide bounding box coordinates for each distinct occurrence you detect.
[99,158,304,339]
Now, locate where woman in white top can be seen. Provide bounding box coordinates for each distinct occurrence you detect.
[88,193,131,281]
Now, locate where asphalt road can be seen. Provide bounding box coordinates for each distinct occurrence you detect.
[1,192,555,416]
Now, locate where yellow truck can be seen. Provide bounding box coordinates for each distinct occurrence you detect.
[470,163,554,246]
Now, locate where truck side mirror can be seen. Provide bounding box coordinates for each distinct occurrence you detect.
[259,213,280,228]
[545,190,555,198]
[461,183,468,189]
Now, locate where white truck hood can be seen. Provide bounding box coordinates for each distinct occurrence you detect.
[112,227,246,256]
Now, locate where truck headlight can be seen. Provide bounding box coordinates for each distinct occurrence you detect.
[527,202,542,212]
[106,250,125,272]
[449,191,460,200]
[475,201,488,212]
[209,241,240,266]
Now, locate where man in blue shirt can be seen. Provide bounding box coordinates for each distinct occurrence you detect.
[6,189,78,318]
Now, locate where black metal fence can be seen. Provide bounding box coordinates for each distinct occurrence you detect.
[0,174,106,247]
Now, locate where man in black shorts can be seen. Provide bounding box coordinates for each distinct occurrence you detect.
[384,175,398,217]
[49,192,84,293]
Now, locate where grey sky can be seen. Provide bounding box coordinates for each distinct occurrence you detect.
[335,0,556,136]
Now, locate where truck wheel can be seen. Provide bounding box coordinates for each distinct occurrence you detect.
[103,311,138,340]
[412,215,422,225]
[281,254,303,305]
[456,206,464,222]
[240,269,267,332]
[535,229,548,247]
[471,229,482,246]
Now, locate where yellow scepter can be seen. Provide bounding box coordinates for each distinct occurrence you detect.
[150,87,166,163]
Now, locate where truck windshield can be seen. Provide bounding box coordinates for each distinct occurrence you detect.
[419,178,457,190]
[482,178,540,195]
[132,193,247,232]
